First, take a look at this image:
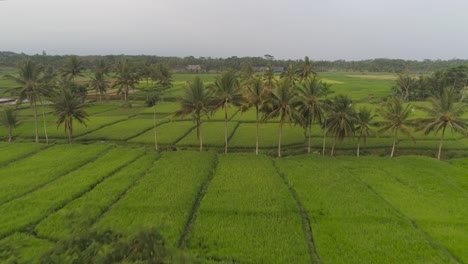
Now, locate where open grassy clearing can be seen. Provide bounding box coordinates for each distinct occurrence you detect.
[189,154,310,263]
[0,144,108,205]
[0,147,144,238]
[94,151,216,245]
[35,154,156,241]
[275,155,458,264]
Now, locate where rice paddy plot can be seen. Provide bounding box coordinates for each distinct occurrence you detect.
[128,121,195,145]
[0,142,44,165]
[35,154,156,241]
[177,122,238,148]
[0,147,144,238]
[275,155,455,264]
[77,118,159,141]
[0,144,108,204]
[0,233,53,263]
[94,151,216,245]
[189,154,309,263]
[342,156,468,262]
[229,123,305,148]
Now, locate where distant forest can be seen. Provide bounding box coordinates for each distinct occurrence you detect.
[1,51,467,73]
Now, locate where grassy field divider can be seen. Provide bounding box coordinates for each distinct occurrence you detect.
[178,154,219,249]
[0,143,51,169]
[0,147,113,207]
[35,154,159,241]
[173,123,197,145]
[124,119,171,142]
[86,155,161,229]
[0,147,145,239]
[227,109,240,121]
[73,117,129,138]
[271,159,321,264]
[345,165,464,264]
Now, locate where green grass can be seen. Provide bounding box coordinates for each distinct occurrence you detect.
[35,154,156,241]
[177,122,238,147]
[0,143,44,165]
[341,156,468,262]
[189,154,309,263]
[275,155,456,263]
[94,151,216,245]
[128,121,195,145]
[0,147,144,238]
[77,118,161,141]
[229,123,305,148]
[0,233,53,263]
[0,144,108,204]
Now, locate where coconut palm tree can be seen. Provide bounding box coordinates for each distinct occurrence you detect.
[325,95,357,156]
[296,77,328,153]
[263,79,302,157]
[52,87,89,143]
[416,89,467,160]
[89,71,109,101]
[296,56,316,81]
[281,64,298,84]
[113,60,139,104]
[61,55,85,81]
[242,77,265,155]
[94,59,110,76]
[240,63,256,82]
[379,97,414,157]
[4,59,47,143]
[355,107,377,157]
[213,71,243,154]
[262,66,276,92]
[175,77,214,151]
[0,108,19,142]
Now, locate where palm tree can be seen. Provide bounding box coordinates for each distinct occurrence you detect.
[264,79,302,157]
[355,107,377,157]
[325,95,356,156]
[296,56,316,81]
[240,63,256,82]
[113,60,138,104]
[0,108,19,142]
[379,97,414,157]
[213,71,243,154]
[262,66,276,92]
[89,71,109,101]
[281,64,298,84]
[296,77,327,153]
[61,55,85,80]
[242,77,265,155]
[52,87,89,144]
[94,59,110,76]
[175,77,214,151]
[4,59,46,143]
[416,89,467,160]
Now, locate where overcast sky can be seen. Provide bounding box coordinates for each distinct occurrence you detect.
[0,0,467,60]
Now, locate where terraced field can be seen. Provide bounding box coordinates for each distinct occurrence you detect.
[0,143,466,263]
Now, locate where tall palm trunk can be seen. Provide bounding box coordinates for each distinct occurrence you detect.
[357,139,361,157]
[390,130,398,157]
[331,141,335,156]
[67,119,72,144]
[40,97,49,144]
[197,118,203,152]
[33,100,39,143]
[224,103,228,154]
[8,128,12,142]
[278,121,283,157]
[255,105,259,155]
[154,108,158,151]
[437,126,446,160]
[307,123,312,153]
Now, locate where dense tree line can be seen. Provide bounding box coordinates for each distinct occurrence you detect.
[2,56,467,160]
[1,51,468,73]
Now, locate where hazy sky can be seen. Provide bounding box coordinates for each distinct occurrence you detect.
[1,0,467,60]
